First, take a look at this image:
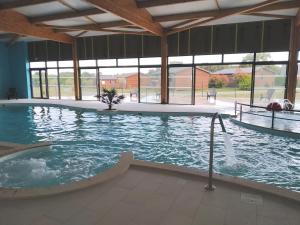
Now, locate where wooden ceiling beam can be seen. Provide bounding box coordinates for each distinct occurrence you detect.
[168,0,280,34]
[0,0,55,10]
[85,0,164,36]
[154,0,300,22]
[30,8,103,23]
[245,12,293,20]
[136,0,201,8]
[41,20,131,31]
[46,24,150,36]
[0,9,74,43]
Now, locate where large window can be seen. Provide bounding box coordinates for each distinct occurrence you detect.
[47,69,59,99]
[169,67,193,104]
[296,61,300,109]
[253,64,287,105]
[80,69,98,100]
[29,51,292,105]
[140,68,161,103]
[31,70,41,98]
[59,68,75,100]
[99,67,138,102]
[195,65,252,105]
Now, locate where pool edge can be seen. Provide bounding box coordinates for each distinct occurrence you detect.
[0,152,133,199]
[1,151,299,204]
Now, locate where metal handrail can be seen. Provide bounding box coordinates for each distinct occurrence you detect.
[205,112,227,191]
[234,102,300,130]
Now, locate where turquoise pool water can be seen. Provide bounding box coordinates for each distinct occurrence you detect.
[0,105,299,191]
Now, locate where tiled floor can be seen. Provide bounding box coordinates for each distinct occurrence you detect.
[0,167,299,225]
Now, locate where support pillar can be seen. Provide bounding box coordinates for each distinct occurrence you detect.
[287,18,299,103]
[161,35,168,104]
[72,40,80,100]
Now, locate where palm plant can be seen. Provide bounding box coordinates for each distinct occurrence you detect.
[96,88,125,110]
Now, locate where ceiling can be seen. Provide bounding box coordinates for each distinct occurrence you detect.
[0,0,299,43]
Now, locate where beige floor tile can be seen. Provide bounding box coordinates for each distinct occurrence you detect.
[257,215,290,225]
[86,187,128,215]
[63,208,101,225]
[257,197,290,219]
[96,202,138,225]
[155,176,186,197]
[168,188,203,218]
[224,203,257,225]
[31,216,62,225]
[114,169,146,190]
[160,212,194,225]
[192,204,225,225]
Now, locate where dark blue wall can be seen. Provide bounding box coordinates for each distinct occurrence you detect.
[0,42,30,99]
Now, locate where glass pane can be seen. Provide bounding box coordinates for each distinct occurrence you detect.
[118,58,138,66]
[97,59,116,67]
[140,68,161,103]
[40,70,48,98]
[80,69,97,100]
[58,61,73,67]
[256,52,289,62]
[195,65,252,105]
[99,67,138,103]
[168,67,193,104]
[47,69,59,99]
[31,70,41,98]
[168,56,193,65]
[194,55,222,64]
[140,57,161,65]
[79,60,96,67]
[59,69,75,99]
[223,53,253,63]
[294,63,300,109]
[30,62,45,68]
[46,61,57,68]
[253,64,287,106]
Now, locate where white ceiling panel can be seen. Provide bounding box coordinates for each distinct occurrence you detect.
[109,27,144,32]
[15,2,71,17]
[204,14,275,26]
[160,20,189,28]
[60,0,93,10]
[80,31,116,37]
[177,17,212,28]
[260,8,298,16]
[89,13,122,23]
[218,0,265,9]
[66,31,85,36]
[146,0,217,16]
[44,17,91,27]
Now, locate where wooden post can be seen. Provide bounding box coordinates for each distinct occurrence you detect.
[161,34,168,104]
[72,40,80,100]
[287,18,299,103]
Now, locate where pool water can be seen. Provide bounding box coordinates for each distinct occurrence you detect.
[0,105,299,191]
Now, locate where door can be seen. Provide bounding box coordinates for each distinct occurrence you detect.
[31,69,48,99]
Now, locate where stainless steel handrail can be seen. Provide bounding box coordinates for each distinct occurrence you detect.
[234,102,300,130]
[205,112,227,191]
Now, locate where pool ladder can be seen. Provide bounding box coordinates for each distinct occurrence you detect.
[205,112,227,191]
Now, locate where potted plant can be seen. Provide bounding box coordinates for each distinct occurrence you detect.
[96,88,125,110]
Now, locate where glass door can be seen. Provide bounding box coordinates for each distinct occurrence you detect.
[30,69,48,99]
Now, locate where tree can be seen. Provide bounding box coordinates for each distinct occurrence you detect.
[235,74,251,91]
[96,88,125,110]
[209,77,224,88]
[242,53,271,62]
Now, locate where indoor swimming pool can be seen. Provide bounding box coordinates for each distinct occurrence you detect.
[0,105,299,192]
